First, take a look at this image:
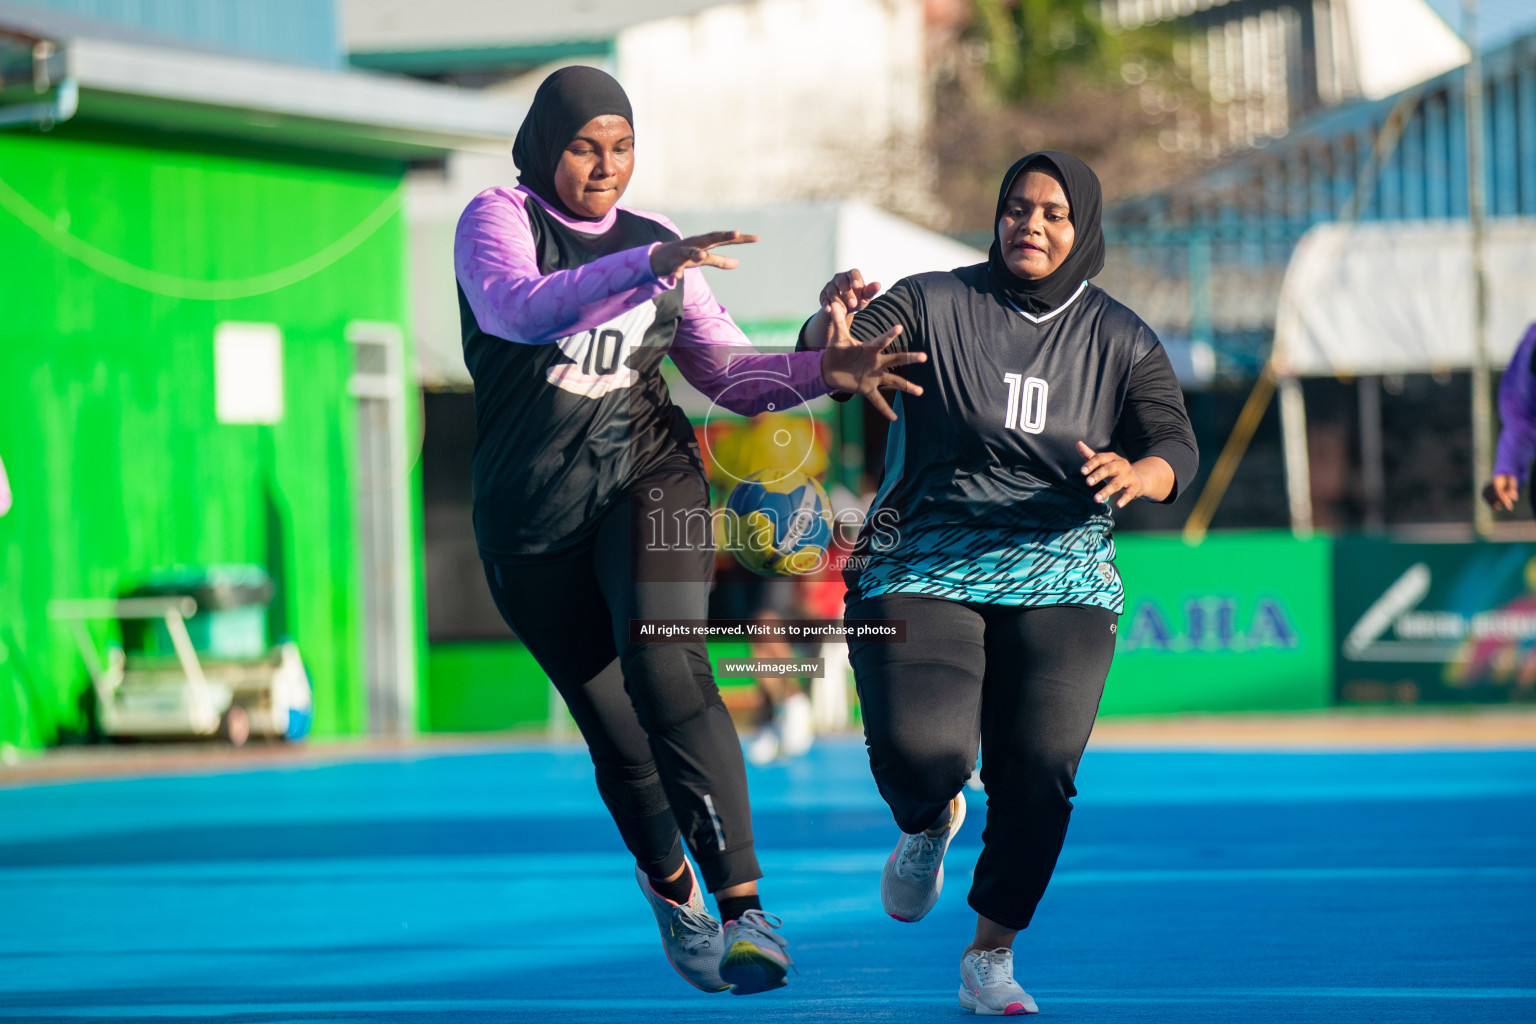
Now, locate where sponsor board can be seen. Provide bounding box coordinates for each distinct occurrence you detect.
[1105,534,1333,714]
[1334,538,1536,704]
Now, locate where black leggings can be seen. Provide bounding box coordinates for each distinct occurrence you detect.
[847,593,1118,930]
[483,464,760,892]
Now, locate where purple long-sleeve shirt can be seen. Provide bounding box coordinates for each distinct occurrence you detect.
[454,185,831,415]
[1495,322,1536,478]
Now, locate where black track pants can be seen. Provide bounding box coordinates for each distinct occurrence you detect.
[847,593,1118,930]
[483,465,760,892]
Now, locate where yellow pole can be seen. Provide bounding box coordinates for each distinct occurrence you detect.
[1182,362,1279,545]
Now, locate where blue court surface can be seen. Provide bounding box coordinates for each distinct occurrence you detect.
[1,738,1533,1023]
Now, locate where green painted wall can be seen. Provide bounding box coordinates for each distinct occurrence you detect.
[425,640,760,733]
[425,643,549,732]
[0,126,421,750]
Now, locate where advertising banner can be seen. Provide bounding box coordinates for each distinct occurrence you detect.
[1333,538,1536,704]
[1104,533,1334,714]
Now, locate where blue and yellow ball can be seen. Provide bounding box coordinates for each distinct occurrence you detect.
[721,470,833,577]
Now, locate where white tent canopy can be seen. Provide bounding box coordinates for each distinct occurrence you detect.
[1274,218,1536,377]
[1271,217,1536,536]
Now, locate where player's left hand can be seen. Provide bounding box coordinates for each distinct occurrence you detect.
[1077,441,1148,508]
[818,268,881,313]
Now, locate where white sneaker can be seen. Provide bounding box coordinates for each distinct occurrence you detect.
[746,724,781,765]
[777,692,814,758]
[880,792,966,922]
[719,909,792,995]
[958,947,1038,1015]
[634,865,729,993]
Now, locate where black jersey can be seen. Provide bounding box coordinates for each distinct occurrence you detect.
[819,266,1197,610]
[460,200,699,561]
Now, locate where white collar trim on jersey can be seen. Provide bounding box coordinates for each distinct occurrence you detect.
[1004,280,1088,324]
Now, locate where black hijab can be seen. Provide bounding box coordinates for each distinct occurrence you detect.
[511,66,634,222]
[987,151,1105,316]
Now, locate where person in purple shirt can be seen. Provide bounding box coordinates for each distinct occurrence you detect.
[454,66,922,996]
[1485,323,1536,513]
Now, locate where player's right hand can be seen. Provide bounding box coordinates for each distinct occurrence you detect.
[650,230,758,278]
[818,269,881,313]
[819,301,925,422]
[1484,474,1520,511]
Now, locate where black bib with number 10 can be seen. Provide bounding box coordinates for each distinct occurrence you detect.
[459,199,695,561]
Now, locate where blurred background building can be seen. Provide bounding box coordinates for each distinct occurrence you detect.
[1098,0,1536,533]
[3,0,1535,751]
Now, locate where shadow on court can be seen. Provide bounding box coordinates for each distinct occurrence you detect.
[1,740,1532,1022]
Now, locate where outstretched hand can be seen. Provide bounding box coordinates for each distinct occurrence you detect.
[650,230,758,278]
[819,301,926,421]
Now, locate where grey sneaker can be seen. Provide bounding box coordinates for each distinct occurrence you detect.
[634,865,729,992]
[958,947,1038,1015]
[881,792,967,922]
[719,909,792,995]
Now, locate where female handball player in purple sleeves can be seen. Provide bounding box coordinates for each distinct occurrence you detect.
[803,151,1198,1013]
[453,66,924,995]
[1484,322,1536,514]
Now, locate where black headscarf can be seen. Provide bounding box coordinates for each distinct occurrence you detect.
[511,66,634,221]
[987,151,1105,316]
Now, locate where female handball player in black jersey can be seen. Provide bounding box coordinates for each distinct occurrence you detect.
[803,151,1198,1013]
[453,67,923,996]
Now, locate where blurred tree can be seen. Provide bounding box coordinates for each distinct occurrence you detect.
[927,0,1205,232]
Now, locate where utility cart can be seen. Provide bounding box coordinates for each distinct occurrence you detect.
[50,567,312,746]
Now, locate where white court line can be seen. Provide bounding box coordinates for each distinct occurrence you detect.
[1048,865,1536,885]
[5,988,1535,1017]
[2,856,1532,886]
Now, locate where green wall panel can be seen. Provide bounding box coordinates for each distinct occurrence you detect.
[425,642,550,733]
[1104,532,1334,714]
[423,639,762,734]
[0,127,418,749]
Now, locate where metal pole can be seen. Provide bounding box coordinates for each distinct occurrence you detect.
[1278,375,1314,538]
[1182,364,1279,545]
[1465,0,1493,535]
[1359,375,1385,531]
[1189,232,1213,356]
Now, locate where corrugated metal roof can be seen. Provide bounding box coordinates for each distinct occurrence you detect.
[0,3,524,159]
[1,0,340,68]
[343,0,725,54]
